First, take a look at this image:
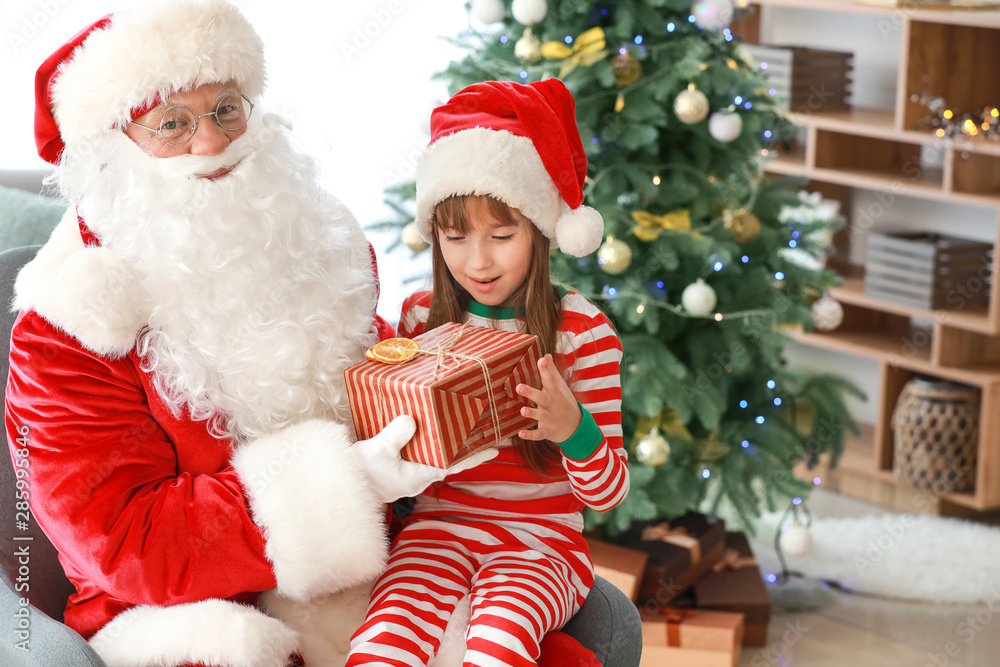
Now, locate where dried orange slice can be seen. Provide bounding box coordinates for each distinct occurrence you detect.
[368,338,420,364]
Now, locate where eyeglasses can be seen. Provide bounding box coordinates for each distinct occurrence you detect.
[129,92,254,146]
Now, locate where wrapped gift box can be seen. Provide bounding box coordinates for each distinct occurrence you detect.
[640,607,743,667]
[692,531,772,647]
[584,536,649,602]
[345,323,541,468]
[622,513,726,604]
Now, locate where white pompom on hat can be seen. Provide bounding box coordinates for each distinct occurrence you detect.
[415,79,605,257]
[34,0,265,164]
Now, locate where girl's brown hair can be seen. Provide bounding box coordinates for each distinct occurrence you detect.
[428,195,563,477]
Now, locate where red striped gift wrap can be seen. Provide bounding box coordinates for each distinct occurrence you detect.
[344,322,542,468]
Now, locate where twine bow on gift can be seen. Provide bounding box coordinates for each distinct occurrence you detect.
[541,27,607,78]
[631,209,692,242]
[640,522,702,563]
[372,322,504,449]
[712,548,757,572]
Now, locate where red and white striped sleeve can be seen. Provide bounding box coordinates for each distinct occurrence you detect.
[556,294,629,513]
[397,291,432,339]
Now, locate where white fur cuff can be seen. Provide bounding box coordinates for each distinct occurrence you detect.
[232,419,389,601]
[89,599,298,667]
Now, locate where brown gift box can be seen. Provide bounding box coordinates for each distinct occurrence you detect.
[584,537,649,602]
[692,531,772,647]
[623,513,726,604]
[345,323,540,468]
[639,607,743,667]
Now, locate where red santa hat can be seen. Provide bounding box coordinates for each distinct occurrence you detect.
[34,0,265,165]
[415,79,604,257]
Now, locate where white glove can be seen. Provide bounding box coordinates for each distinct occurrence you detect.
[354,415,499,503]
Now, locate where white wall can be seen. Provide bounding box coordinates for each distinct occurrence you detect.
[1,0,470,323]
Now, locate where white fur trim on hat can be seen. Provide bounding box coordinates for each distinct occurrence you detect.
[89,598,298,667]
[231,419,388,602]
[415,127,604,257]
[52,0,265,151]
[13,209,151,357]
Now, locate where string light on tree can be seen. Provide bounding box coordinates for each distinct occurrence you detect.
[635,428,671,466]
[674,84,710,124]
[471,0,506,25]
[681,278,717,316]
[597,237,632,274]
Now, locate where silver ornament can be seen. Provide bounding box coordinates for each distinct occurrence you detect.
[635,429,671,466]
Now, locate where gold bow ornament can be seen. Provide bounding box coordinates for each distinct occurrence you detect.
[632,209,693,242]
[541,27,607,78]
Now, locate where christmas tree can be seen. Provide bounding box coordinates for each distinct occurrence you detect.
[378,0,864,534]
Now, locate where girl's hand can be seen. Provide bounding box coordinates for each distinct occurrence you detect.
[515,354,581,444]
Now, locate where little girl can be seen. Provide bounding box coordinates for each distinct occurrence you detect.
[346,79,629,667]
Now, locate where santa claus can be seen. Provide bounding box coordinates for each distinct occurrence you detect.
[6,1,639,666]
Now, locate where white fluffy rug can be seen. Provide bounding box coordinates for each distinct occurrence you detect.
[767,513,1000,604]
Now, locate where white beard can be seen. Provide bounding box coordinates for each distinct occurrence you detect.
[56,115,379,443]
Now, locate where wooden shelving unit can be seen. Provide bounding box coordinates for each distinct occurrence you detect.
[738,0,1000,514]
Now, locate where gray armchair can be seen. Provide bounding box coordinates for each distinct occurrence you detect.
[0,245,106,665]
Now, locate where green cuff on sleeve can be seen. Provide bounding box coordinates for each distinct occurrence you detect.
[554,405,603,461]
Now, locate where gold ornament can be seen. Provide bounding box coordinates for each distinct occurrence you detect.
[724,208,761,243]
[515,28,542,62]
[674,84,709,124]
[631,209,692,242]
[541,27,607,79]
[597,237,632,275]
[401,222,429,253]
[635,428,671,466]
[611,50,642,87]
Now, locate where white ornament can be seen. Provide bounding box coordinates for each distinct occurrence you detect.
[692,0,735,30]
[471,0,506,25]
[779,521,813,557]
[401,222,429,253]
[512,0,548,25]
[709,111,743,142]
[812,295,844,332]
[514,29,542,61]
[681,279,717,316]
